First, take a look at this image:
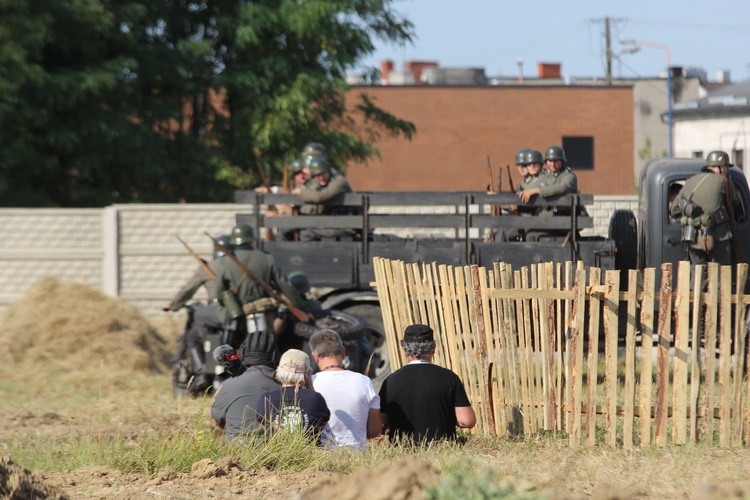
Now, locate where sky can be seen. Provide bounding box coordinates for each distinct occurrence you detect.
[357,0,750,84]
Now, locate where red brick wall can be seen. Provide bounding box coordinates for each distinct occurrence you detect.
[343,86,634,195]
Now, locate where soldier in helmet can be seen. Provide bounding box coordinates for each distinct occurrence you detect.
[165,234,233,374]
[288,270,323,314]
[514,148,531,190]
[188,224,308,391]
[519,145,578,204]
[302,142,327,159]
[293,156,357,241]
[291,157,312,189]
[505,149,543,241]
[515,149,545,213]
[670,150,743,266]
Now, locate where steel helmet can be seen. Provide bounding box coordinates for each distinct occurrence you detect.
[303,151,325,167]
[290,158,305,174]
[213,234,233,260]
[515,148,531,166]
[230,223,255,247]
[705,150,733,168]
[288,271,310,294]
[524,149,544,165]
[302,142,326,156]
[308,156,331,177]
[545,145,567,162]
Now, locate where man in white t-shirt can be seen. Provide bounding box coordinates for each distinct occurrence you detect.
[310,328,381,450]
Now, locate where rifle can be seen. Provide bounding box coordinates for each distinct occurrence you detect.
[723,172,747,263]
[204,231,312,323]
[281,153,291,193]
[255,155,279,241]
[176,235,216,280]
[506,164,515,193]
[506,164,521,216]
[487,155,501,217]
[254,157,270,189]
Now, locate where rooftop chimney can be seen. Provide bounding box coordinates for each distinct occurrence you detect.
[538,62,561,79]
[380,59,394,84]
[404,60,439,84]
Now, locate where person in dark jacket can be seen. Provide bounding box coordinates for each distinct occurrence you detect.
[211,330,281,442]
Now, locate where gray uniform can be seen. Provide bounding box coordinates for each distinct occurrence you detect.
[189,247,305,377]
[526,167,579,240]
[670,171,740,265]
[165,260,220,312]
[213,247,306,320]
[298,172,357,241]
[537,167,578,199]
[298,171,353,214]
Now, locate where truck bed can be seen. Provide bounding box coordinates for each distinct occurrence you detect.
[235,190,616,289]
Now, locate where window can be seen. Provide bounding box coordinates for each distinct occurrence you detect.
[668,180,684,223]
[692,151,703,158]
[562,136,594,170]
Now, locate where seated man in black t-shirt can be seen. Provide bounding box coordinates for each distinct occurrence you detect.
[257,349,330,444]
[378,324,476,443]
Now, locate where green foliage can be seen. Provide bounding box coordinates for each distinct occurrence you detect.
[427,460,535,500]
[638,136,668,162]
[0,0,415,206]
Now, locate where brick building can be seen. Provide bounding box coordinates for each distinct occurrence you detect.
[344,85,634,194]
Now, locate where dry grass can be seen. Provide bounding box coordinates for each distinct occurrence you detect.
[3,279,750,498]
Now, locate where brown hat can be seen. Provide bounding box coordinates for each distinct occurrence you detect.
[278,349,310,374]
[403,324,434,343]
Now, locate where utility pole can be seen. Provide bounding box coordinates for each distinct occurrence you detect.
[605,17,612,85]
[591,17,624,85]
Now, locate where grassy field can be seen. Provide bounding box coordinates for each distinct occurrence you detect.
[2,282,750,498]
[4,367,750,499]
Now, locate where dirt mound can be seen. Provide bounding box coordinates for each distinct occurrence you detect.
[300,457,441,500]
[0,456,68,499]
[0,278,170,379]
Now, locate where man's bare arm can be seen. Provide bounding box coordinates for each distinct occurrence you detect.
[380,412,389,434]
[366,408,382,439]
[455,406,476,429]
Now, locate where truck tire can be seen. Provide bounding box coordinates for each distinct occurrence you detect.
[609,209,638,273]
[292,309,365,341]
[344,304,390,385]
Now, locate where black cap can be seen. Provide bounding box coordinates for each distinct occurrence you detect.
[403,324,434,343]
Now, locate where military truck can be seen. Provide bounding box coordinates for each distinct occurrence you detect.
[235,190,616,381]
[608,156,750,280]
[237,157,750,380]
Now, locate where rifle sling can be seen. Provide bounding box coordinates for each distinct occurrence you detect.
[232,252,256,296]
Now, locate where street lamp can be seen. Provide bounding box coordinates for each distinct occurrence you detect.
[620,38,673,157]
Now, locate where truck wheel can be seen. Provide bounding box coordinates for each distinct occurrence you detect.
[344,304,390,385]
[292,310,365,341]
[609,209,638,272]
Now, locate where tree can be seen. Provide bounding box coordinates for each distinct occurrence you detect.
[0,0,415,206]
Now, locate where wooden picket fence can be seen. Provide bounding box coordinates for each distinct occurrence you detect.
[372,257,750,447]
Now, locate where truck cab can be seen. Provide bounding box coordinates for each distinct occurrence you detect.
[613,157,750,278]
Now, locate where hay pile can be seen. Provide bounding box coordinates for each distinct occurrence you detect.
[0,278,170,379]
[0,456,67,499]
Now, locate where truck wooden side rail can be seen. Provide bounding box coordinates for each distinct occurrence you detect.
[234,190,616,290]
